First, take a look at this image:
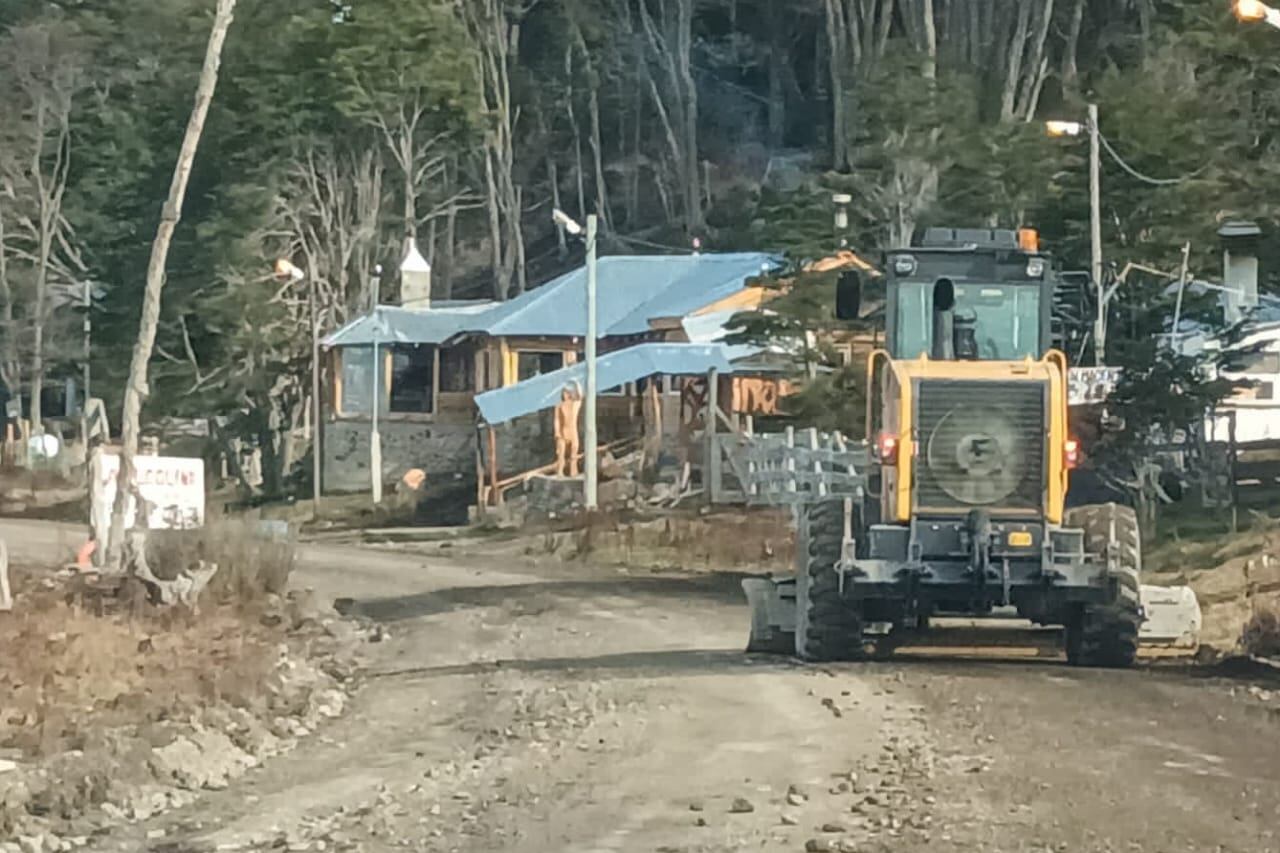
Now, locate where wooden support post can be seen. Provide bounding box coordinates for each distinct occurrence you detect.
[785,425,796,496]
[809,427,825,498]
[706,368,721,503]
[431,347,441,414]
[487,425,501,506]
[475,427,486,511]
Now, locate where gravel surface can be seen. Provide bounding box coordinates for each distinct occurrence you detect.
[4,520,1278,853]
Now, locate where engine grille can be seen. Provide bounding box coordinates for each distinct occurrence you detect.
[914,380,1045,511]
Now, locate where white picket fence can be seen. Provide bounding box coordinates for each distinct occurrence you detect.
[713,426,868,505]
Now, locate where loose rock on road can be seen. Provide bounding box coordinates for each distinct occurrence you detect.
[12,525,1268,853]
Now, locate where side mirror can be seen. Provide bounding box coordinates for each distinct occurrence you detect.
[835,270,862,320]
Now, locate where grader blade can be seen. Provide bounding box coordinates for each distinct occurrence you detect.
[742,577,1203,662]
[1137,584,1202,656]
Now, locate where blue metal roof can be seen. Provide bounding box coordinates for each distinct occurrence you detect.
[483,252,775,337]
[474,342,737,425]
[322,303,497,347]
[322,252,776,347]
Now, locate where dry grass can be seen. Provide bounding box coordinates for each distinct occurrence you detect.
[0,520,299,762]
[1242,605,1280,658]
[560,509,795,571]
[0,567,282,759]
[144,519,295,606]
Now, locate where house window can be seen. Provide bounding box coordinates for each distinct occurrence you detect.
[390,345,435,413]
[517,350,564,381]
[440,346,473,392]
[339,346,377,414]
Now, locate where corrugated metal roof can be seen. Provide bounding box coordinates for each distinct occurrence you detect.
[474,342,737,425]
[481,252,775,338]
[322,302,498,347]
[322,252,777,347]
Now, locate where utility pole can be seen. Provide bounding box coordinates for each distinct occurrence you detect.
[309,275,322,514]
[371,309,382,506]
[584,214,598,510]
[1088,102,1105,365]
[82,280,91,405]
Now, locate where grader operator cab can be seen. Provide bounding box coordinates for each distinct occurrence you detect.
[744,227,1196,666]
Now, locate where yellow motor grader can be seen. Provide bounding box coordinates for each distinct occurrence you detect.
[744,227,1200,665]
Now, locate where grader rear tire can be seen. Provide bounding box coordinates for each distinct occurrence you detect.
[1064,502,1142,668]
[794,500,864,661]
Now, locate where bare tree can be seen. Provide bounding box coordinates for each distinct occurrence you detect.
[823,0,895,169]
[277,142,388,322]
[0,183,21,395]
[633,0,703,232]
[464,0,527,299]
[105,0,238,569]
[0,22,88,434]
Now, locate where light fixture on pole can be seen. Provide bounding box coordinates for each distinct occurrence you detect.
[1235,0,1280,28]
[551,208,598,510]
[275,258,323,514]
[1045,103,1106,365]
[832,193,852,247]
[553,208,585,237]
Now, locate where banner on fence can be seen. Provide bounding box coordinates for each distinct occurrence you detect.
[90,452,205,536]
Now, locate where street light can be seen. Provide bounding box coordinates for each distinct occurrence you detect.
[274,258,322,513]
[1045,103,1106,365]
[1235,0,1280,27]
[552,208,598,511]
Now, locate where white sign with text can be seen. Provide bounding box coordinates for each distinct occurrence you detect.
[1068,366,1123,407]
[90,452,205,536]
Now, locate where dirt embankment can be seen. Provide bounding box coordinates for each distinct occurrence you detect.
[0,527,371,853]
[1149,522,1280,656]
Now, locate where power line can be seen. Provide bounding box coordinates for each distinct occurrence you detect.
[1097,131,1204,187]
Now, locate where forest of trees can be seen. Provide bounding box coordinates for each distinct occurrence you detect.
[1,0,1278,481]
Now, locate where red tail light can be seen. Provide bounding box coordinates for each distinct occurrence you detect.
[877,432,898,466]
[1064,438,1080,470]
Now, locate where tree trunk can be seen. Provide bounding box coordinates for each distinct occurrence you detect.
[0,204,17,392]
[999,0,1030,122]
[548,153,567,259]
[1061,0,1084,95]
[588,85,610,230]
[440,154,457,299]
[627,73,641,227]
[561,45,585,221]
[403,152,417,250]
[767,39,785,149]
[1014,0,1053,121]
[823,0,848,170]
[441,200,457,299]
[676,0,702,232]
[105,0,237,569]
[484,149,505,300]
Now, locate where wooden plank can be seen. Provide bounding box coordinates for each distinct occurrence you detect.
[784,426,797,496]
[488,425,500,506]
[431,346,441,414]
[474,428,485,511]
[707,368,722,503]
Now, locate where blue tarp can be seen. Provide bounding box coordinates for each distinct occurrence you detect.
[474,342,739,425]
[322,253,777,347]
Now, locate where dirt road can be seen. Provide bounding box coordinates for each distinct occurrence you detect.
[6,521,1277,853]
